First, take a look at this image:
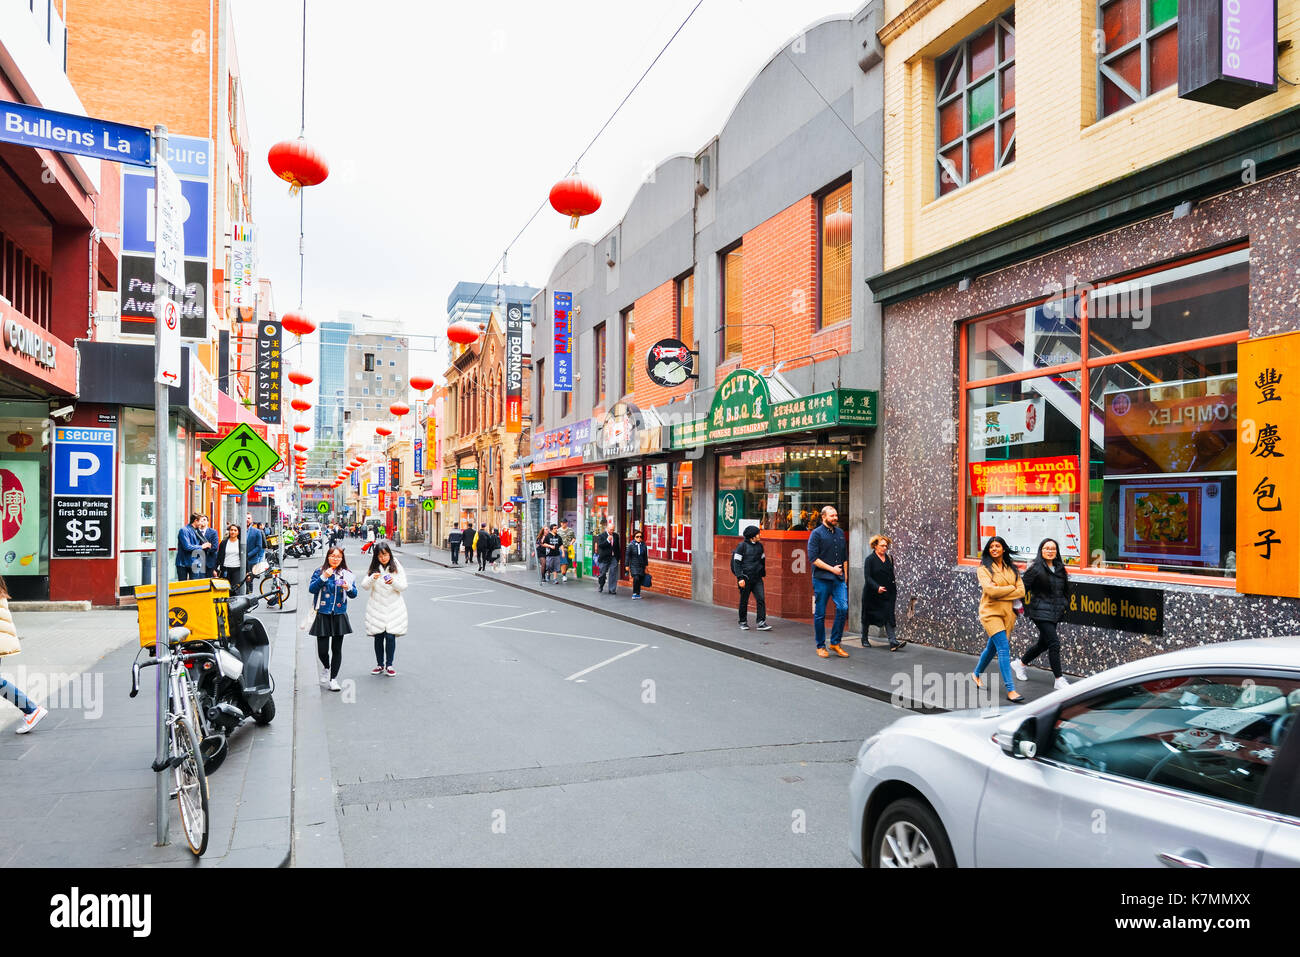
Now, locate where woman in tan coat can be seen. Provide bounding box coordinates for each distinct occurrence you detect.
[0,575,47,732]
[971,536,1026,703]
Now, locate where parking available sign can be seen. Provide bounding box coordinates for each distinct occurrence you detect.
[52,427,116,558]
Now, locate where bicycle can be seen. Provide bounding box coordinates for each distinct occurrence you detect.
[257,564,292,609]
[130,627,216,856]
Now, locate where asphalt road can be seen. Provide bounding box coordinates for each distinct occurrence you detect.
[293,555,905,867]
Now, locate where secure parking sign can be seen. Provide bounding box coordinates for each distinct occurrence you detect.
[52,427,116,558]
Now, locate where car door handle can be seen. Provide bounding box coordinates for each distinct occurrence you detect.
[1157,848,1212,868]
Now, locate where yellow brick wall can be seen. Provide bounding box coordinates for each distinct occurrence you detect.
[882,0,1300,270]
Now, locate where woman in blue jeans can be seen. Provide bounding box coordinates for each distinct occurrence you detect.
[972,536,1026,703]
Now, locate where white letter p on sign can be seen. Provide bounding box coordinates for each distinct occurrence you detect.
[69,452,99,487]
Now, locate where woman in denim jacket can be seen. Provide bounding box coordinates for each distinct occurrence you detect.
[309,547,358,691]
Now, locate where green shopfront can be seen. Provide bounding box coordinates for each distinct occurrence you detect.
[671,370,877,621]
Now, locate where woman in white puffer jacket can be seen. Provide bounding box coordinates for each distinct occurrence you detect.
[358,542,408,676]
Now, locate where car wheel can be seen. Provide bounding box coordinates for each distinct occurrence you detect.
[870,798,955,868]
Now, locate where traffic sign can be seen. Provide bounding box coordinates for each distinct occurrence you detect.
[52,427,115,497]
[422,499,435,512]
[317,502,329,514]
[154,156,185,290]
[53,498,111,559]
[205,423,281,494]
[155,295,181,386]
[502,501,516,514]
[398,496,405,508]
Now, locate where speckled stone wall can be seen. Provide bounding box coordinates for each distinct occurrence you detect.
[881,168,1300,675]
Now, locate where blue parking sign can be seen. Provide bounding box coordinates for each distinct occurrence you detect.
[52,427,115,497]
[399,496,406,508]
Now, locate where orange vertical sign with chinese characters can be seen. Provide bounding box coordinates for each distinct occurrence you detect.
[1237,334,1300,597]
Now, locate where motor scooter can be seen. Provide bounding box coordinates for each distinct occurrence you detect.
[192,593,276,764]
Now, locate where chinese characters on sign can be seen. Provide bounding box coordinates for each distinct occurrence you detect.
[506,302,524,431]
[256,321,282,424]
[553,291,573,393]
[1237,335,1300,597]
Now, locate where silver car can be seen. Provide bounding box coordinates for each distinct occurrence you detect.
[850,638,1300,867]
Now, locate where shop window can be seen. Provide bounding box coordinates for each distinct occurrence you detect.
[960,247,1250,582]
[1098,0,1178,118]
[622,307,635,396]
[721,244,743,360]
[717,445,850,533]
[364,353,375,372]
[536,359,544,428]
[669,461,693,562]
[936,10,1015,197]
[645,463,669,558]
[818,180,852,329]
[677,272,694,346]
[595,322,607,404]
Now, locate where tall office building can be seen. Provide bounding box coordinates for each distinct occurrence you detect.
[447,282,538,339]
[344,332,411,423]
[315,319,355,443]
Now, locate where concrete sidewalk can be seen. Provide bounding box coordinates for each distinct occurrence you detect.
[394,544,1065,712]
[0,583,299,867]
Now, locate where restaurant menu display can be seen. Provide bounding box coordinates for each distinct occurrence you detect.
[971,454,1082,559]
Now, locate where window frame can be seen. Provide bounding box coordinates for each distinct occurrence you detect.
[595,321,607,405]
[1097,0,1179,120]
[621,306,635,397]
[934,10,1016,198]
[676,271,694,346]
[816,175,853,330]
[957,242,1251,587]
[719,241,744,362]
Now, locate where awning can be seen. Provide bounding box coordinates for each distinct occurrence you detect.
[216,390,269,429]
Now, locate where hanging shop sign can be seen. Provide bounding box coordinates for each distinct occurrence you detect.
[971,398,1044,450]
[256,320,283,424]
[506,302,524,431]
[0,300,76,394]
[595,403,643,458]
[189,352,219,432]
[1238,333,1300,597]
[1179,0,1277,109]
[645,338,696,388]
[529,481,545,497]
[457,468,478,490]
[553,291,573,393]
[414,438,424,478]
[229,221,258,313]
[530,419,593,470]
[670,371,878,449]
[1062,581,1164,637]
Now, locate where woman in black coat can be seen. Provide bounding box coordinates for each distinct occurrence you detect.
[862,534,905,651]
[1011,537,1071,690]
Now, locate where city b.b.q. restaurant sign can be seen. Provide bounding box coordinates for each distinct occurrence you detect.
[670,369,877,448]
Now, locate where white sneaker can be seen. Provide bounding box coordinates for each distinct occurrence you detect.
[14,706,47,734]
[328,678,342,692]
[1011,658,1028,682]
[562,575,568,583]
[1054,676,1071,691]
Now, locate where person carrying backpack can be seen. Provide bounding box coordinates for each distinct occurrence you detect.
[732,525,771,631]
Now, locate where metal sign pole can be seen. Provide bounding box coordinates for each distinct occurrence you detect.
[151,125,170,847]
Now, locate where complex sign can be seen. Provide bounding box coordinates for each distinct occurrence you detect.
[1179,0,1277,109]
[52,427,116,559]
[506,302,524,432]
[552,291,573,393]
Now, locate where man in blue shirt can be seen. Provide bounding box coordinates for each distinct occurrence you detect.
[807,505,849,658]
[199,515,219,578]
[176,513,206,581]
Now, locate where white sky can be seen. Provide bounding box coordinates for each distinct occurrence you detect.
[231,0,858,392]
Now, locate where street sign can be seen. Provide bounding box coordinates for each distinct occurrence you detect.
[398,496,406,508]
[155,295,181,386]
[0,100,151,166]
[502,501,516,514]
[205,423,281,494]
[154,156,185,290]
[52,427,115,559]
[422,499,435,512]
[317,502,329,514]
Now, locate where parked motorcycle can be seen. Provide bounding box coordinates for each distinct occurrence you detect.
[284,533,317,560]
[190,592,277,770]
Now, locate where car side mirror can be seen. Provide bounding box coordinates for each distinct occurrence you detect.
[1009,715,1039,759]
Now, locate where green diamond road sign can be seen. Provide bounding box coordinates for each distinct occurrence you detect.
[205,423,281,494]
[317,502,329,514]
[422,499,435,512]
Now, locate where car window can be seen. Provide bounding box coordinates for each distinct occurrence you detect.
[1044,673,1300,809]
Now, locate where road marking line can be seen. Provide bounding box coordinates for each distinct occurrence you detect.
[477,610,548,628]
[564,644,648,681]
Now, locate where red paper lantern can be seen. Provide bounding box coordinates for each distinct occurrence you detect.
[447,320,480,345]
[293,443,310,453]
[375,427,393,437]
[824,204,852,247]
[282,311,317,339]
[409,376,434,392]
[549,175,601,228]
[267,138,329,194]
[290,398,313,413]
[7,431,33,452]
[388,402,410,417]
[293,423,311,434]
[355,456,368,464]
[288,370,314,387]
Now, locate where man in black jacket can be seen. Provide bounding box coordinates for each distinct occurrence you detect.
[594,520,622,595]
[477,522,490,570]
[449,525,462,565]
[732,525,771,631]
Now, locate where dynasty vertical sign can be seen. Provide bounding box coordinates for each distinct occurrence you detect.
[1237,333,1300,597]
[553,291,573,393]
[506,302,524,431]
[256,320,283,424]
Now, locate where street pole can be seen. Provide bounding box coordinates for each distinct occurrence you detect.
[151,125,170,847]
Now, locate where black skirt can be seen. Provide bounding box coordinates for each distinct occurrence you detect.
[310,611,352,637]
